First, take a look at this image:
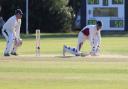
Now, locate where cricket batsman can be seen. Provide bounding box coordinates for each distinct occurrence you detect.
[2,9,23,56]
[63,21,102,56]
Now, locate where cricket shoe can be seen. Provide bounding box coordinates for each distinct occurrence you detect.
[75,51,81,56]
[11,52,18,56]
[4,53,10,56]
[75,52,87,57]
[80,52,87,57]
[75,54,81,56]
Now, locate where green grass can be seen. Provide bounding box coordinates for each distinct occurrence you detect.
[0,60,128,89]
[0,33,128,55]
[0,33,128,89]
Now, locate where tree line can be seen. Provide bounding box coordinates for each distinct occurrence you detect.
[0,0,81,33]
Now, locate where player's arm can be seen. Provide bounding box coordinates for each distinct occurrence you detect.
[10,20,17,39]
[89,28,101,55]
[89,29,95,47]
[93,30,101,54]
[96,30,101,47]
[15,19,21,39]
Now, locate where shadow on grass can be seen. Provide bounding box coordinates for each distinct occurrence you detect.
[56,56,75,58]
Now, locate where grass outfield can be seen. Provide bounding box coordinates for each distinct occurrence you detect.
[0,33,128,55]
[0,33,128,89]
[0,57,128,89]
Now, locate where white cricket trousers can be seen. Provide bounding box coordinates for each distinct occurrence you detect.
[2,28,15,54]
[77,31,88,51]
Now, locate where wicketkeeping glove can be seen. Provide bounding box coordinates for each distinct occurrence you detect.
[14,38,22,47]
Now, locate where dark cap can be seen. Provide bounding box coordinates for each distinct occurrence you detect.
[15,9,23,15]
[96,21,102,27]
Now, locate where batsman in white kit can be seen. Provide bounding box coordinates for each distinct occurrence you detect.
[2,9,23,56]
[63,21,102,56]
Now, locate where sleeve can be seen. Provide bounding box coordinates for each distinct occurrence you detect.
[89,29,95,48]
[89,28,101,53]
[92,30,101,53]
[15,19,21,39]
[10,20,17,39]
[95,30,101,47]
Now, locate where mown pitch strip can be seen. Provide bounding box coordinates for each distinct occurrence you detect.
[0,54,128,62]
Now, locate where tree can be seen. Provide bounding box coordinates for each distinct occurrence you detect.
[0,0,73,33]
[29,0,72,33]
[68,0,82,15]
[68,0,82,30]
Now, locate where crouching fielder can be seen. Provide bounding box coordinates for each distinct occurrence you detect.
[2,9,23,56]
[63,21,102,56]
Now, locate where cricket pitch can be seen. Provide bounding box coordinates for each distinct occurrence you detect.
[0,54,128,62]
